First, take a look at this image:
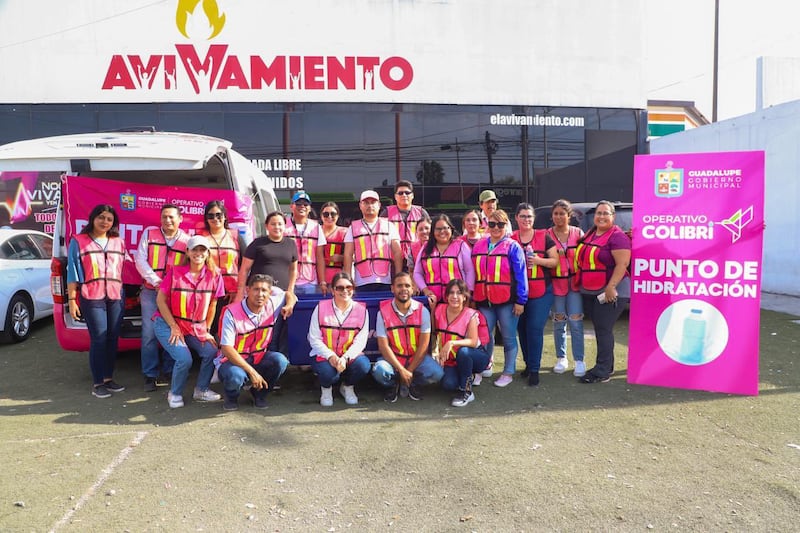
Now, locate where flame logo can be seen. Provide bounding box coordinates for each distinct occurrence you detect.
[176,0,226,40]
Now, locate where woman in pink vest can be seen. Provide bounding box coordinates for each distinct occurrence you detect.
[546,199,586,377]
[512,203,559,386]
[406,215,431,276]
[435,279,491,407]
[66,204,129,399]
[319,201,348,288]
[459,209,482,250]
[307,272,371,407]
[576,201,631,384]
[153,235,225,408]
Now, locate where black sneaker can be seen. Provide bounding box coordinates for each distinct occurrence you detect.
[384,383,399,403]
[527,372,540,387]
[252,392,268,409]
[143,377,157,392]
[156,373,172,387]
[450,389,475,407]
[223,394,239,411]
[104,380,125,393]
[92,385,111,399]
[520,368,530,378]
[579,373,611,384]
[407,385,423,401]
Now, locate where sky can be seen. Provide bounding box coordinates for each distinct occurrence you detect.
[645,0,800,121]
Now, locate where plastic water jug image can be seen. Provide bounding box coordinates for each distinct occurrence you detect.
[679,308,707,364]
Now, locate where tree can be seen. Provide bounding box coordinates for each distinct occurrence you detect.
[416,160,445,186]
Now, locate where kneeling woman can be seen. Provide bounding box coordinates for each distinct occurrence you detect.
[307,272,371,407]
[153,235,225,408]
[436,279,491,407]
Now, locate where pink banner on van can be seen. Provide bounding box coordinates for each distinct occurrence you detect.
[629,151,764,395]
[63,175,253,284]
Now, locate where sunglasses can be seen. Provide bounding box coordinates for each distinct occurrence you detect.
[321,211,338,218]
[487,221,506,229]
[205,212,224,220]
[334,285,354,292]
[395,190,413,196]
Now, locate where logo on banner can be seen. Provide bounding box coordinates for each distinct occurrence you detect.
[717,206,753,243]
[101,0,414,94]
[655,161,683,198]
[120,191,136,211]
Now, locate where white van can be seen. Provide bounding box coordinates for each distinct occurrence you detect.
[0,130,279,352]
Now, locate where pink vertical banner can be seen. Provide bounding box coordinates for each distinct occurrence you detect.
[629,151,765,395]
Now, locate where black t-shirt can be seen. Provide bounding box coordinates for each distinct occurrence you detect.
[243,237,298,290]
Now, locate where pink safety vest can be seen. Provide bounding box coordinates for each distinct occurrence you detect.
[420,240,467,301]
[285,217,320,284]
[576,226,623,293]
[167,265,220,338]
[435,306,489,367]
[379,299,423,365]
[322,226,347,285]
[145,228,189,289]
[547,226,582,296]
[217,300,276,365]
[75,234,126,301]
[386,205,426,265]
[472,237,514,305]
[351,218,392,279]
[200,228,240,295]
[317,299,367,357]
[512,230,548,299]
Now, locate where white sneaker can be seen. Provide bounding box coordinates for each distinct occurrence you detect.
[340,383,359,405]
[574,361,587,377]
[320,386,334,407]
[553,358,569,374]
[167,392,184,408]
[472,373,482,386]
[193,388,222,402]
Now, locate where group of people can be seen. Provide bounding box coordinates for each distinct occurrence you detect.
[66,179,631,410]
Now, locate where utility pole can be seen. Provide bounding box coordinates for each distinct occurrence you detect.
[484,131,497,185]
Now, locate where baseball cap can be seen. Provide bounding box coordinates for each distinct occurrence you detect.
[291,190,311,203]
[479,190,497,203]
[187,235,210,250]
[360,190,380,202]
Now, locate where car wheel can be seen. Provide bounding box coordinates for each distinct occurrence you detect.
[2,293,33,343]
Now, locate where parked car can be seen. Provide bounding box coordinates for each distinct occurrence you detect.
[0,228,54,342]
[534,201,633,234]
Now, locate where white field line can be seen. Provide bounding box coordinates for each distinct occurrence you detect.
[3,430,147,445]
[49,431,148,533]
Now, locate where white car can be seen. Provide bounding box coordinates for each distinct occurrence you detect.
[0,228,54,342]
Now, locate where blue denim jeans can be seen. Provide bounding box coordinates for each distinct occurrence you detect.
[140,287,173,378]
[311,354,372,388]
[583,295,629,378]
[372,355,444,388]
[441,346,491,391]
[81,297,123,385]
[517,286,554,373]
[552,289,585,361]
[153,316,218,396]
[217,351,289,400]
[478,303,520,375]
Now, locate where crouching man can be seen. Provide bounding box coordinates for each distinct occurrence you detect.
[372,272,444,402]
[215,274,289,410]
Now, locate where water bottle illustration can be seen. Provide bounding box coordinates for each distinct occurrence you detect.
[679,308,707,364]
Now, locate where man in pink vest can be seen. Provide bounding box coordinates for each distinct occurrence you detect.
[372,272,443,402]
[135,203,190,392]
[215,274,290,411]
[343,190,403,292]
[380,180,430,271]
[284,190,327,294]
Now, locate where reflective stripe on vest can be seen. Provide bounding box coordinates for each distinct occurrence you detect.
[472,238,513,304]
[512,230,547,299]
[351,218,391,278]
[169,265,218,338]
[285,217,320,284]
[317,299,367,356]
[421,240,466,301]
[434,305,480,367]
[217,299,276,366]
[75,234,125,300]
[576,226,621,292]
[547,226,582,296]
[201,228,240,294]
[379,299,422,363]
[387,205,425,261]
[146,228,188,288]
[323,226,347,285]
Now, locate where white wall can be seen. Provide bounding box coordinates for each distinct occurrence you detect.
[0,0,645,108]
[651,100,800,296]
